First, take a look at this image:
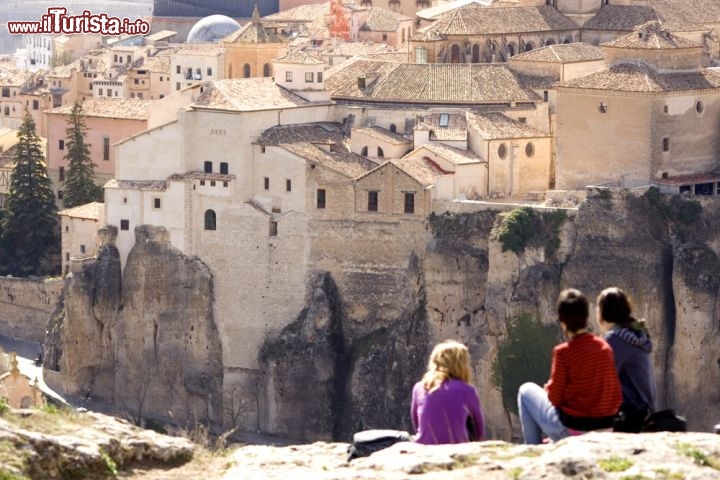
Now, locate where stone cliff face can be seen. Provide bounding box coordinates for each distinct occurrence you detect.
[46,225,223,426]
[49,189,720,440]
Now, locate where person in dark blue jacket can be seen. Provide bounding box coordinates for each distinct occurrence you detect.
[597,287,657,432]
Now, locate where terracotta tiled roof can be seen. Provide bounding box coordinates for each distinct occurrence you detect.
[510,43,604,63]
[467,112,547,139]
[392,158,444,185]
[48,98,150,120]
[514,72,558,89]
[264,2,329,21]
[414,5,577,38]
[654,171,720,186]
[601,21,703,50]
[136,55,170,74]
[175,45,224,55]
[58,201,103,220]
[0,68,28,87]
[283,143,376,178]
[353,126,410,145]
[557,63,720,92]
[416,0,490,21]
[274,50,326,65]
[583,5,663,31]
[419,113,467,141]
[193,78,314,111]
[360,7,412,32]
[327,59,538,104]
[412,142,482,165]
[650,0,720,30]
[257,122,345,145]
[223,14,286,44]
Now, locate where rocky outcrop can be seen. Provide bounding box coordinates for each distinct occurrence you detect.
[0,408,193,480]
[46,225,223,427]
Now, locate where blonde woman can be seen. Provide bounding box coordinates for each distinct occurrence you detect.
[411,340,484,444]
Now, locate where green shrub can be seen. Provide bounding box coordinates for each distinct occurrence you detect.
[491,313,559,414]
[598,457,633,472]
[495,207,568,257]
[642,187,702,225]
[0,399,8,416]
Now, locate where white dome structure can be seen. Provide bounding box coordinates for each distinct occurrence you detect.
[187,15,241,43]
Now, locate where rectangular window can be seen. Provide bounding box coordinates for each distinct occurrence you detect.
[305,72,314,82]
[286,179,291,192]
[120,219,129,230]
[368,191,378,212]
[207,67,212,76]
[98,88,103,96]
[220,162,228,174]
[127,55,131,63]
[415,46,427,63]
[59,166,65,181]
[204,161,212,173]
[285,71,293,82]
[438,113,449,127]
[134,78,139,84]
[317,72,323,83]
[200,180,205,186]
[176,65,181,74]
[32,99,39,110]
[223,181,228,187]
[153,197,161,209]
[404,192,415,214]
[663,137,670,152]
[210,180,216,186]
[518,117,527,123]
[103,137,110,160]
[2,87,10,97]
[317,189,326,208]
[269,221,278,237]
[80,244,86,254]
[57,190,63,200]
[59,139,64,150]
[543,90,548,102]
[176,82,181,91]
[264,177,270,190]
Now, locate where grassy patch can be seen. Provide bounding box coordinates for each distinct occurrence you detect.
[653,468,685,480]
[676,443,720,469]
[3,408,94,435]
[598,456,633,472]
[0,398,9,416]
[0,440,28,479]
[100,449,118,477]
[508,467,522,479]
[0,470,30,480]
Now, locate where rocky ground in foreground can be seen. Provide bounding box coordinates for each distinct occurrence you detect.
[1,406,719,479]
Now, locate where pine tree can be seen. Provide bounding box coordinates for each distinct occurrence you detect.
[62,101,103,208]
[0,110,59,276]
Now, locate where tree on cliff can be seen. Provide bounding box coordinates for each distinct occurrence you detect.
[62,101,103,208]
[0,110,59,276]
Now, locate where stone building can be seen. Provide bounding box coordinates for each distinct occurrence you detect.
[0,352,43,409]
[128,52,173,100]
[555,21,720,189]
[46,98,151,200]
[222,6,287,79]
[59,202,104,275]
[169,45,225,91]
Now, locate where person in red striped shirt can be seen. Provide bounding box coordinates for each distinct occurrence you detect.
[517,288,623,444]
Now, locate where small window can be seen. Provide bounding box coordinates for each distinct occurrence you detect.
[696,100,704,114]
[263,63,271,77]
[305,72,314,83]
[368,191,378,212]
[377,147,384,158]
[103,137,110,160]
[525,142,535,157]
[65,225,69,232]
[317,189,326,209]
[599,101,608,113]
[123,197,127,204]
[57,190,63,200]
[120,219,129,230]
[663,137,670,152]
[207,67,212,76]
[98,88,103,96]
[286,179,292,192]
[317,72,323,83]
[80,244,86,254]
[664,105,669,114]
[389,123,397,133]
[264,177,270,190]
[498,143,507,159]
[223,181,228,187]
[59,166,65,181]
[153,197,161,209]
[204,210,216,230]
[65,252,69,260]
[32,99,39,110]
[134,78,139,84]
[518,117,527,124]
[438,113,449,127]
[404,192,415,214]
[269,221,278,236]
[361,146,368,156]
[210,180,216,186]
[204,161,212,173]
[243,64,251,78]
[285,71,293,82]
[176,82,181,90]
[220,162,228,174]
[543,90,548,102]
[382,33,388,41]
[200,180,205,186]
[176,65,181,74]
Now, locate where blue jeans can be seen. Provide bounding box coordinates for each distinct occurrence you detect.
[517,382,569,444]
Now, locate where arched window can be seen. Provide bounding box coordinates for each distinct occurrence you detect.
[204,209,216,230]
[361,146,368,156]
[377,147,384,157]
[263,63,271,77]
[507,43,516,57]
[450,44,461,63]
[545,39,555,46]
[389,123,397,133]
[243,63,251,78]
[524,42,534,52]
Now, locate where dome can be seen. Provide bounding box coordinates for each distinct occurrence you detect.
[187,15,241,43]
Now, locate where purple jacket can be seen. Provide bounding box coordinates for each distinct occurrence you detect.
[411,379,484,445]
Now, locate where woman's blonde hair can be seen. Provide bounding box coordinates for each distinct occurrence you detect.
[422,340,472,393]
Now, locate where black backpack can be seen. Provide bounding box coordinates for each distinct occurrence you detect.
[346,429,411,462]
[641,409,687,433]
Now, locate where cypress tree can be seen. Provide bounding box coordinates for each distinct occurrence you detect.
[62,101,103,208]
[0,110,59,276]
